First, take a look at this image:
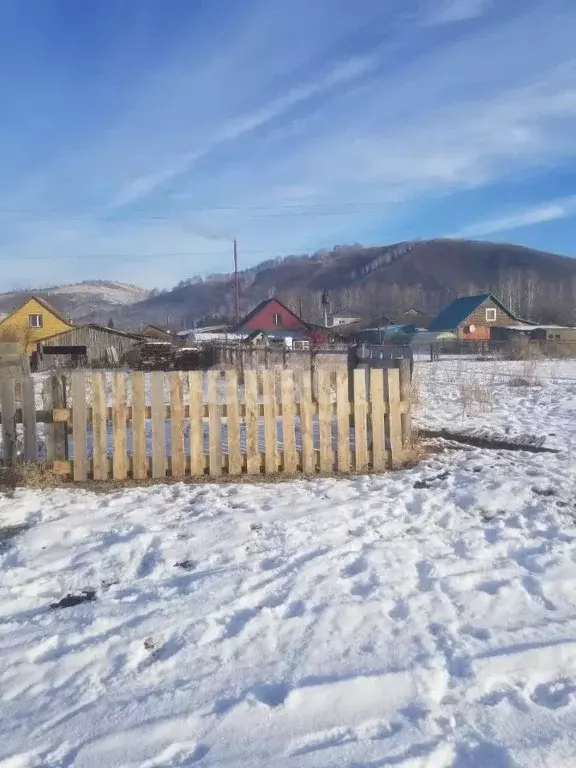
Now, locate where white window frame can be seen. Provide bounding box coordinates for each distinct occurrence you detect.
[273,313,282,326]
[485,308,497,322]
[29,313,43,328]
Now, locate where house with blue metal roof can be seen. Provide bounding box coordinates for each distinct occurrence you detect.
[428,294,526,340]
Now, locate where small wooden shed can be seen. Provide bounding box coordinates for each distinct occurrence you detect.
[35,325,145,370]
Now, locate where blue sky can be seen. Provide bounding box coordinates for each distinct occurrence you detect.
[1,0,575,290]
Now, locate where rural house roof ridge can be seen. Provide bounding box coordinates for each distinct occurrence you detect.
[233,297,311,331]
[0,294,73,329]
[428,293,526,331]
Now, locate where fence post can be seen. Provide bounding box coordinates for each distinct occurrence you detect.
[0,377,17,466]
[45,374,68,463]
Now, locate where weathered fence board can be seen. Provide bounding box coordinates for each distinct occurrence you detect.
[386,367,403,467]
[0,379,16,466]
[244,370,260,475]
[207,371,222,477]
[353,369,368,472]
[188,371,204,476]
[262,370,278,474]
[370,368,387,472]
[92,372,108,481]
[281,370,297,475]
[112,372,127,480]
[226,371,242,475]
[0,367,411,481]
[336,370,350,473]
[298,370,315,474]
[132,371,147,481]
[318,370,333,473]
[170,373,185,479]
[71,372,87,481]
[150,372,166,479]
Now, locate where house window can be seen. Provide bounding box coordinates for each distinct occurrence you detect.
[485,308,497,322]
[273,313,282,326]
[29,314,43,328]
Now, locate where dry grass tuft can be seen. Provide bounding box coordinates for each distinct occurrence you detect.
[457,374,495,416]
[0,462,64,490]
[508,376,540,388]
[400,434,437,468]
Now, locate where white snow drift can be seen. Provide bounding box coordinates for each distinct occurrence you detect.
[1,359,576,767]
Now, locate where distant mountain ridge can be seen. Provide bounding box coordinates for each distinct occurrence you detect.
[0,281,149,324]
[107,238,576,329]
[2,240,575,329]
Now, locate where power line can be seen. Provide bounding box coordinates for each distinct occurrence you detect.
[0,249,265,261]
[0,245,352,261]
[0,201,389,219]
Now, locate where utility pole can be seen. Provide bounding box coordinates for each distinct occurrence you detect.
[233,238,240,324]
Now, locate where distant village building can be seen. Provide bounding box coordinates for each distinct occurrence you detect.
[329,309,364,327]
[35,324,145,370]
[234,298,328,347]
[0,295,73,352]
[142,325,175,342]
[428,294,526,340]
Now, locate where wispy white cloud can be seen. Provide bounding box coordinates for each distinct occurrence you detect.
[451,196,576,238]
[427,0,492,24]
[111,52,380,207]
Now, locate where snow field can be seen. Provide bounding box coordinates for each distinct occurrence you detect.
[0,359,576,766]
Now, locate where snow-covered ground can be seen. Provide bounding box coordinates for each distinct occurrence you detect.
[2,359,576,767]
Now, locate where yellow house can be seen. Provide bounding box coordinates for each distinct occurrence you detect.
[0,296,74,352]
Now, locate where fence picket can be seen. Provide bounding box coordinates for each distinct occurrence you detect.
[188,372,204,476]
[353,369,368,473]
[91,372,108,480]
[244,370,260,474]
[386,367,403,467]
[51,375,68,462]
[132,372,147,481]
[21,375,37,463]
[226,371,242,475]
[318,370,333,473]
[281,370,297,474]
[150,372,166,479]
[207,371,222,476]
[262,370,278,473]
[399,359,412,451]
[298,370,315,474]
[112,372,127,480]
[336,371,350,473]
[370,368,387,472]
[170,373,185,478]
[0,379,16,466]
[71,372,87,481]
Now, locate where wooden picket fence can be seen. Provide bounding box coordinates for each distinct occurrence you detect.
[0,366,412,482]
